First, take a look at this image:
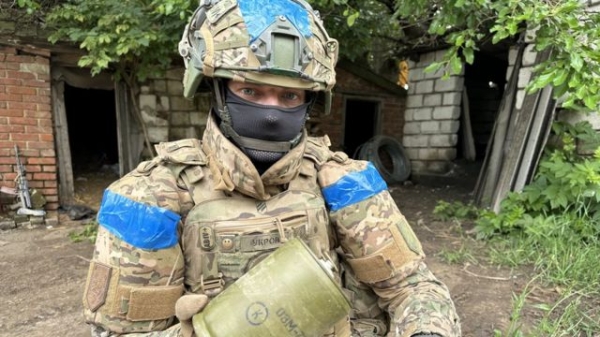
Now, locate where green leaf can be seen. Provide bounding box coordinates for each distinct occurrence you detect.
[552,69,568,86]
[571,54,584,71]
[450,56,463,75]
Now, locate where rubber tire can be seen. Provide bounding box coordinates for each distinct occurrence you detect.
[357,135,411,183]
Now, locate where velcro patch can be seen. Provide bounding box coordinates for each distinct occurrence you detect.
[85,262,112,312]
[126,285,184,321]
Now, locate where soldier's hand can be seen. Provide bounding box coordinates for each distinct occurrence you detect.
[175,294,209,337]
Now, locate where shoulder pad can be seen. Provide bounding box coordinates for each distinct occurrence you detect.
[304,135,349,167]
[136,139,207,174]
[156,139,207,164]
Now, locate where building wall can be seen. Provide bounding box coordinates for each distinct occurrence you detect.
[404,51,464,174]
[319,67,406,151]
[0,46,57,214]
[138,67,210,145]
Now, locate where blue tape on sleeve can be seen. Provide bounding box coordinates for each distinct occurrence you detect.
[238,0,311,42]
[322,162,388,212]
[97,190,181,250]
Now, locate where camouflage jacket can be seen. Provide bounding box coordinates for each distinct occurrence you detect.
[83,114,461,337]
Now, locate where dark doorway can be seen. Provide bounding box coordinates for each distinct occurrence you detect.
[344,99,379,158]
[64,84,118,174]
[462,50,509,160]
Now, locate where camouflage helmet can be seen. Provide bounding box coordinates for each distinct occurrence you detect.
[178,0,339,114]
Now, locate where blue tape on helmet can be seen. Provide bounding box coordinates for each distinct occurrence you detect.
[322,162,388,212]
[238,0,311,42]
[97,190,181,250]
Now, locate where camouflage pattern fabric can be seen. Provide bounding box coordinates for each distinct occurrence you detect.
[85,113,460,337]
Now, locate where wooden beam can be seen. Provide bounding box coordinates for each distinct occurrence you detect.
[51,79,75,206]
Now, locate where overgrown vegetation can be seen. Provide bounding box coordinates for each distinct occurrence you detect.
[434,120,600,335]
[68,220,99,243]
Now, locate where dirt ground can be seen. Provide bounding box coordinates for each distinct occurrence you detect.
[0,165,545,337]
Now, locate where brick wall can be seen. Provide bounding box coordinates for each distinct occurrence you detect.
[0,47,57,214]
[319,67,406,151]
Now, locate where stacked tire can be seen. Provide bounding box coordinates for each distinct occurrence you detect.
[356,136,411,184]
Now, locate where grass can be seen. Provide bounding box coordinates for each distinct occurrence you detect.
[434,201,600,336]
[68,220,99,243]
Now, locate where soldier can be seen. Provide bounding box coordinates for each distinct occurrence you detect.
[81,0,461,336]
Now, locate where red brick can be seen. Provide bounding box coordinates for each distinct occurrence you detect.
[44,179,57,187]
[0,109,24,117]
[6,86,36,95]
[36,73,50,81]
[44,193,59,200]
[1,63,21,70]
[0,157,16,164]
[39,119,53,127]
[37,103,51,112]
[39,149,56,157]
[0,93,23,102]
[27,142,54,150]
[0,78,22,85]
[29,157,56,165]
[25,165,42,172]
[2,172,17,180]
[6,55,34,63]
[42,165,56,173]
[37,88,51,96]
[12,133,40,141]
[23,79,49,88]
[0,164,12,173]
[40,133,54,142]
[34,173,56,181]
[39,187,57,195]
[25,126,52,133]
[28,180,43,188]
[46,203,60,211]
[25,110,51,119]
[8,117,38,126]
[7,101,36,110]
[6,71,36,80]
[0,47,17,54]
[0,133,8,140]
[0,125,25,133]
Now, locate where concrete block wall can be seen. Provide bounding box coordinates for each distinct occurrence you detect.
[404,50,464,174]
[0,46,58,214]
[139,67,211,144]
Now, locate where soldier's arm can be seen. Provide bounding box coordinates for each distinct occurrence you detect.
[83,162,189,336]
[318,159,461,337]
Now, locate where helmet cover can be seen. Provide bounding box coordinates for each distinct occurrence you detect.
[178,0,338,113]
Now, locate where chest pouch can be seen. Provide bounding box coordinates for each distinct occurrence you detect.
[182,191,331,297]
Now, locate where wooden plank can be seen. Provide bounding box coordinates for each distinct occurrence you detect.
[461,88,476,161]
[489,89,540,212]
[115,82,137,176]
[51,79,75,206]
[513,86,556,191]
[490,50,552,212]
[475,44,524,207]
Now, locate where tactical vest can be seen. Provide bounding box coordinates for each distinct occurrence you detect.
[181,159,334,296]
[84,137,387,336]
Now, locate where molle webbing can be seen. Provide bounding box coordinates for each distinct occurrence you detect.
[347,224,422,284]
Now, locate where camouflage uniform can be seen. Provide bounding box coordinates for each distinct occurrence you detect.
[83,114,460,337]
[83,0,460,336]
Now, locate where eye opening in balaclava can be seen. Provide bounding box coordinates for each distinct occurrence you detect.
[211,79,315,172]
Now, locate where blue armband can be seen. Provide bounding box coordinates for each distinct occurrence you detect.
[97,190,181,250]
[322,162,388,212]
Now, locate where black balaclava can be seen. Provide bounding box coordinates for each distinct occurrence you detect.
[213,80,313,173]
